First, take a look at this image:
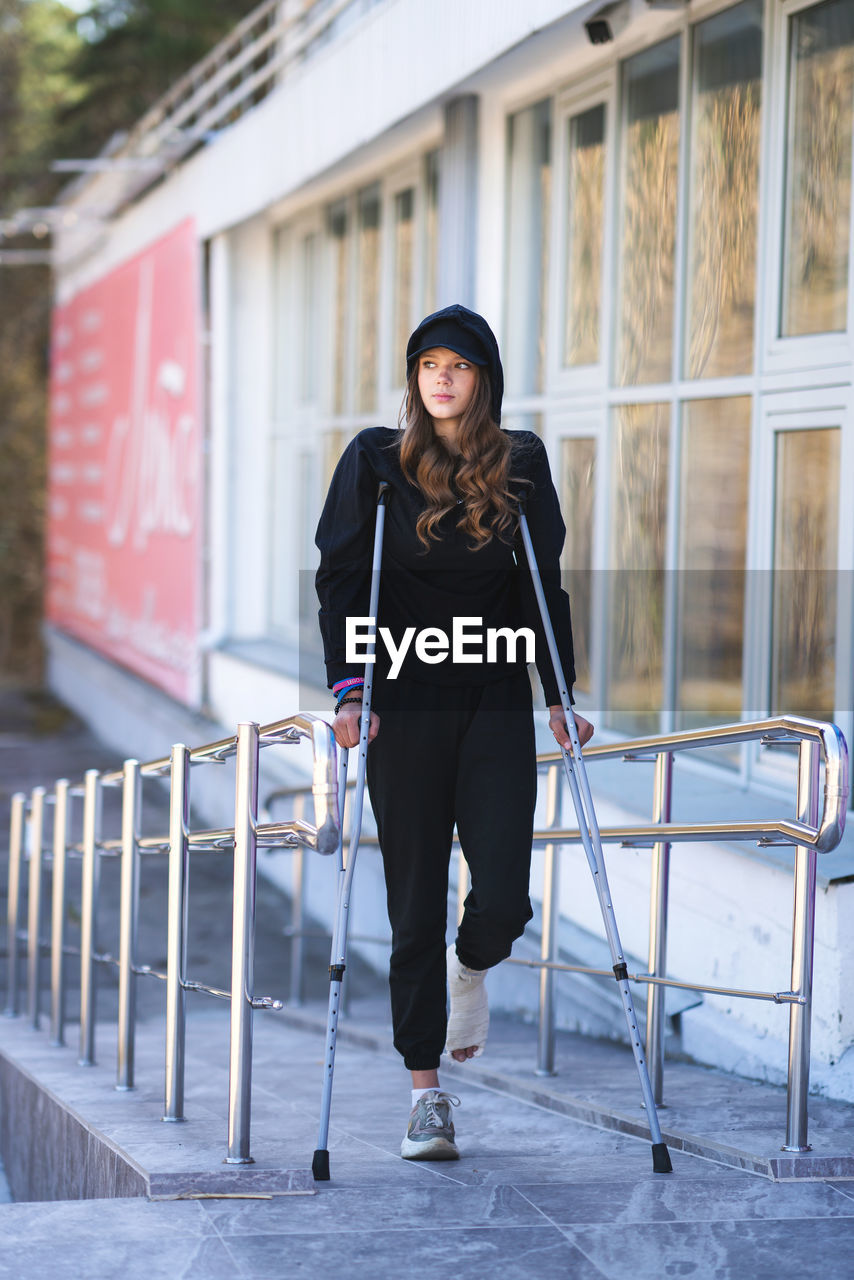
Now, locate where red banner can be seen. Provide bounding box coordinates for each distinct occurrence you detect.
[46,219,202,704]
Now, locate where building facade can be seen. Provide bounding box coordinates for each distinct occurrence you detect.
[46,0,854,1097]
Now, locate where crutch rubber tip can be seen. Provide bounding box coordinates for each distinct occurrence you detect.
[652,1143,673,1173]
[312,1149,330,1181]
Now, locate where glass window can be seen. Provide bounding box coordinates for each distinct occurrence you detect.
[504,99,551,397]
[356,184,381,413]
[607,403,670,733]
[771,428,840,720]
[323,428,348,491]
[686,1,762,379]
[327,200,350,416]
[423,149,440,317]
[390,188,415,386]
[781,0,854,337]
[618,40,680,387]
[563,105,606,368]
[270,442,314,636]
[272,226,292,422]
[296,451,321,665]
[677,399,751,730]
[299,232,321,403]
[560,438,596,693]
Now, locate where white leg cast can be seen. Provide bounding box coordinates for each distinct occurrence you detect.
[445,942,489,1058]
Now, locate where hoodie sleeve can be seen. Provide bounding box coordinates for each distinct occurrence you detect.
[315,433,381,688]
[513,434,576,706]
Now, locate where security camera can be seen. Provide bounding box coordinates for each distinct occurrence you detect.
[584,1,630,43]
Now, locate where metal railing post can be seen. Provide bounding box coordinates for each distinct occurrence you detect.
[27,787,46,1028]
[117,760,142,1090]
[226,722,259,1164]
[646,750,673,1105]
[783,738,820,1151]
[78,770,103,1065]
[163,744,190,1122]
[5,793,26,1017]
[49,779,71,1047]
[536,764,562,1076]
[289,795,305,1008]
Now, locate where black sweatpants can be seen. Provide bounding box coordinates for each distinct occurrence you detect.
[366,668,537,1071]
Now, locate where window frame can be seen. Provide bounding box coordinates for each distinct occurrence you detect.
[268,213,327,643]
[380,158,424,402]
[758,0,854,376]
[550,408,608,712]
[750,385,853,787]
[548,72,618,398]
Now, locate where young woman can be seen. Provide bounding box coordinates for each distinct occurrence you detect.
[316,304,593,1160]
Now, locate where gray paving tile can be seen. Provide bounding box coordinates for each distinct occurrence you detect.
[515,1177,854,1224]
[564,1220,854,1280]
[0,1236,236,1280]
[200,1183,544,1235]
[420,1149,751,1187]
[0,1196,213,1242]
[217,1224,605,1279]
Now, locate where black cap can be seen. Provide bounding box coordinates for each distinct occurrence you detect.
[406,303,504,424]
[406,319,488,367]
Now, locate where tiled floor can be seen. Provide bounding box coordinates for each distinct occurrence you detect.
[3,1004,854,1278]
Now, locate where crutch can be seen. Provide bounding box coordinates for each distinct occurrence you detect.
[312,481,389,1182]
[517,505,672,1174]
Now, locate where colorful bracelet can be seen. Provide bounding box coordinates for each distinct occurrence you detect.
[332,677,364,696]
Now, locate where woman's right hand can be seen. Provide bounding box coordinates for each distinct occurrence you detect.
[332,699,380,749]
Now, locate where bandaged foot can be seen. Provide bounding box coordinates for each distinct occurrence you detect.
[445,942,489,1059]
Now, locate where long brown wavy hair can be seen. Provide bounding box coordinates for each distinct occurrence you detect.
[398,363,522,549]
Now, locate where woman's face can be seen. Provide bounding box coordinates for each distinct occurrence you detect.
[417,347,478,434]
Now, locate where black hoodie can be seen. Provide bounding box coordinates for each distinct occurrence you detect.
[315,312,575,706]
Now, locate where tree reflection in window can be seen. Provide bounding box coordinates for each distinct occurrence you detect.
[782,0,854,337]
[771,429,839,721]
[618,40,680,387]
[607,403,669,732]
[687,1,762,378]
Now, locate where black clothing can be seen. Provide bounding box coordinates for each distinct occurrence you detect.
[314,419,575,1074]
[405,304,504,424]
[315,427,575,705]
[367,670,536,1071]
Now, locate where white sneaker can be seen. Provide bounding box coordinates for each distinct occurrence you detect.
[400,1090,461,1160]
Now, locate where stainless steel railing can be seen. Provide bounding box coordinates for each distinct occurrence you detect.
[522,714,848,1155]
[270,714,847,1154]
[5,711,848,1158]
[3,715,338,1165]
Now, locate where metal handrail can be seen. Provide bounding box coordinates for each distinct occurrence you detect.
[538,715,848,854]
[3,714,338,1165]
[5,711,849,1162]
[270,713,847,1155]
[56,0,377,231]
[531,715,846,1154]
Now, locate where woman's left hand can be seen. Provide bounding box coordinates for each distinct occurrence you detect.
[548,705,594,750]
